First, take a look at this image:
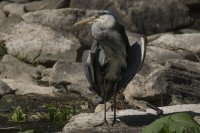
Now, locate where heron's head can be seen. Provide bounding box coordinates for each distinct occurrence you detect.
[74,11,117,28]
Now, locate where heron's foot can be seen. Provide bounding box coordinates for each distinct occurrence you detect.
[111,118,120,126]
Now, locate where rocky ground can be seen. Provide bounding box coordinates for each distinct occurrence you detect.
[0,0,200,132]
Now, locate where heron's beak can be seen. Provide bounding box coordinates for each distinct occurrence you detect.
[73,16,96,27]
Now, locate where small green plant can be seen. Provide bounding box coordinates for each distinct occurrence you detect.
[18,130,34,133]
[42,104,79,121]
[9,106,27,122]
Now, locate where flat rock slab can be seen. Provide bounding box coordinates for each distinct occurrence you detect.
[62,104,200,133]
[2,79,57,95]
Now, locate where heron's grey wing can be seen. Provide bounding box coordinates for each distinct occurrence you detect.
[82,42,99,92]
[118,37,147,89]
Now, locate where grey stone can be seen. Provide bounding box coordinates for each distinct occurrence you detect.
[0,10,6,24]
[22,8,97,46]
[49,60,89,87]
[24,0,70,12]
[0,55,40,82]
[69,0,192,34]
[0,1,10,9]
[0,80,12,97]
[179,0,200,11]
[127,0,192,34]
[178,28,200,34]
[62,104,200,133]
[149,33,200,61]
[69,0,137,32]
[0,21,81,65]
[4,0,30,3]
[40,68,53,84]
[124,62,165,102]
[36,64,46,74]
[145,46,182,65]
[2,78,57,95]
[124,59,200,107]
[22,8,136,48]
[3,3,26,16]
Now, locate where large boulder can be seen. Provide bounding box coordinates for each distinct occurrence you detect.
[124,59,200,107]
[0,21,81,66]
[149,33,200,61]
[0,55,40,82]
[62,104,200,133]
[23,0,70,12]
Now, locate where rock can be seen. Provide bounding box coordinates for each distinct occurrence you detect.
[0,1,11,9]
[24,0,70,12]
[0,80,13,97]
[69,0,137,32]
[62,104,200,133]
[0,22,81,65]
[0,15,23,36]
[179,0,200,11]
[4,0,30,3]
[128,0,192,34]
[67,84,98,104]
[0,10,6,24]
[3,3,26,16]
[95,102,112,113]
[124,59,200,107]
[69,0,106,10]
[22,8,136,48]
[178,28,200,34]
[22,8,97,46]
[41,68,52,83]
[2,79,57,95]
[124,62,165,105]
[145,46,182,65]
[149,33,200,61]
[0,55,40,82]
[49,60,89,87]
[36,64,46,74]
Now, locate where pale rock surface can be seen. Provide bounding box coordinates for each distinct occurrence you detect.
[62,104,200,133]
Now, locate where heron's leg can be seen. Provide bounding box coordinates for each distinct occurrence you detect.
[112,87,117,124]
[94,80,108,127]
[103,97,107,123]
[111,82,120,126]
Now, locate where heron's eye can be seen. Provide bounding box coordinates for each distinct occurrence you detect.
[95,14,100,18]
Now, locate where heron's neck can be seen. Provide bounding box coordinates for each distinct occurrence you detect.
[91,15,116,40]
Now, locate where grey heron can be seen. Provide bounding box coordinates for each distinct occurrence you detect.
[74,11,146,126]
